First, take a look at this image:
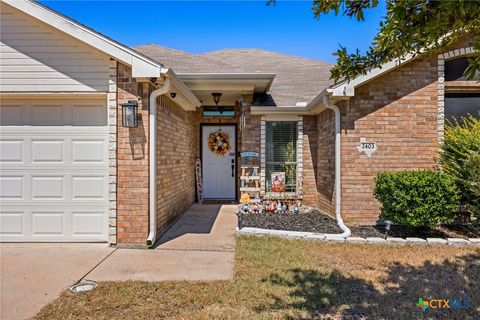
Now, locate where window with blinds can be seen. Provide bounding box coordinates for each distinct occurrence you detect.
[265,121,297,192]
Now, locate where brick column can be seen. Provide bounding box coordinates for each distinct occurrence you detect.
[260,116,266,195]
[116,63,149,247]
[296,116,304,197]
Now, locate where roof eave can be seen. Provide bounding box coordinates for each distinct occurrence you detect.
[328,53,416,98]
[162,68,202,110]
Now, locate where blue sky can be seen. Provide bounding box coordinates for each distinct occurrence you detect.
[40,1,386,63]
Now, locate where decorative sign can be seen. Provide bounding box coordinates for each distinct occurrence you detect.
[357,138,377,158]
[240,152,259,157]
[195,158,203,203]
[208,129,231,156]
[271,172,286,192]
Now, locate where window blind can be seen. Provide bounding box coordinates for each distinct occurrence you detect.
[265,121,298,192]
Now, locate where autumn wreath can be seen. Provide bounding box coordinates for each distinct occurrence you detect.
[208,130,231,156]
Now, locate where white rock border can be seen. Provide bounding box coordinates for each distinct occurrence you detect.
[236,227,480,246]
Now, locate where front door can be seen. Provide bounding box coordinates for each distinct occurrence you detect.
[201,125,236,200]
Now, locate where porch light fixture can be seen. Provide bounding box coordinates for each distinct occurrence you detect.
[211,92,224,114]
[121,100,138,128]
[212,92,222,105]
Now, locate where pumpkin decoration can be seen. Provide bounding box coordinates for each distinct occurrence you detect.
[208,130,231,156]
[240,193,250,204]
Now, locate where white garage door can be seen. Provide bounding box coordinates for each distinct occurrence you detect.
[0,99,109,242]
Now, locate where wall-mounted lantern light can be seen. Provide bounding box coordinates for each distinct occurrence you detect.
[121,100,138,128]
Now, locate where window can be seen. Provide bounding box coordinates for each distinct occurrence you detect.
[445,93,480,123]
[265,121,297,192]
[445,57,480,81]
[202,106,235,117]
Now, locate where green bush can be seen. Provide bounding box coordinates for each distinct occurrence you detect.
[373,170,460,228]
[440,115,480,216]
[464,153,480,212]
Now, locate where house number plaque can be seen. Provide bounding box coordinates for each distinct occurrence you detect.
[357,138,377,158]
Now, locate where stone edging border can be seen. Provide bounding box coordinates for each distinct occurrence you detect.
[236,227,480,246]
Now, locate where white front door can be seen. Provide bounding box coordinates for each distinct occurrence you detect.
[202,125,236,199]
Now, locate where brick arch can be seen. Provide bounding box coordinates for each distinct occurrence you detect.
[439,47,475,61]
[437,46,476,143]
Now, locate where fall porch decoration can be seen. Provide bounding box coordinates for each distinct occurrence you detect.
[208,129,231,156]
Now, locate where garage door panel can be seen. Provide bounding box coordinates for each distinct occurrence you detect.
[0,139,24,162]
[32,105,63,125]
[0,176,24,199]
[31,212,64,235]
[72,105,107,126]
[31,176,64,199]
[72,139,106,163]
[31,139,64,163]
[72,211,105,235]
[0,212,24,235]
[0,105,23,125]
[72,176,106,200]
[0,99,109,242]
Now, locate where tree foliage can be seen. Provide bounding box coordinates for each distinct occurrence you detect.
[267,0,480,82]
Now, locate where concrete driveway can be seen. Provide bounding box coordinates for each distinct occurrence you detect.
[0,244,114,320]
[0,204,237,319]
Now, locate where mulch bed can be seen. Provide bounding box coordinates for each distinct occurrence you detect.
[242,211,342,234]
[241,209,480,239]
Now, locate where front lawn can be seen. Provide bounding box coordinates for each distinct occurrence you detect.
[35,237,479,319]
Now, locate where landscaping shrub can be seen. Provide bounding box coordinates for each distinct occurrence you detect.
[440,115,480,216]
[373,170,460,228]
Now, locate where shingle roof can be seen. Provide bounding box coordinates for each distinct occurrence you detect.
[134,45,333,106]
[134,45,245,73]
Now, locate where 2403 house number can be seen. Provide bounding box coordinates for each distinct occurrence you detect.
[357,138,377,158]
[360,143,376,150]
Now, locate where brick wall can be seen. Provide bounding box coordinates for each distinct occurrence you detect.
[241,107,261,153]
[155,96,197,233]
[339,56,439,225]
[314,39,476,225]
[316,109,336,216]
[116,63,150,245]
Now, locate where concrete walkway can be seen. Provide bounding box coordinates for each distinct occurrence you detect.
[0,204,237,320]
[87,204,237,281]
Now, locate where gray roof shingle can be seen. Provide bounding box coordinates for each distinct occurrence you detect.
[134,45,333,106]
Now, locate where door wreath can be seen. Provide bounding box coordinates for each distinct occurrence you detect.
[208,130,231,156]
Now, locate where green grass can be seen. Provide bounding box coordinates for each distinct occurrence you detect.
[35,236,480,319]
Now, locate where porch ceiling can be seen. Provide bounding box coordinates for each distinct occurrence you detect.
[177,73,275,105]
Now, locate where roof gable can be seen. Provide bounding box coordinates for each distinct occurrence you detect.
[3,0,162,77]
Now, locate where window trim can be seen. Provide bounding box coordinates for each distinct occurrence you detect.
[260,116,303,199]
[437,46,476,144]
